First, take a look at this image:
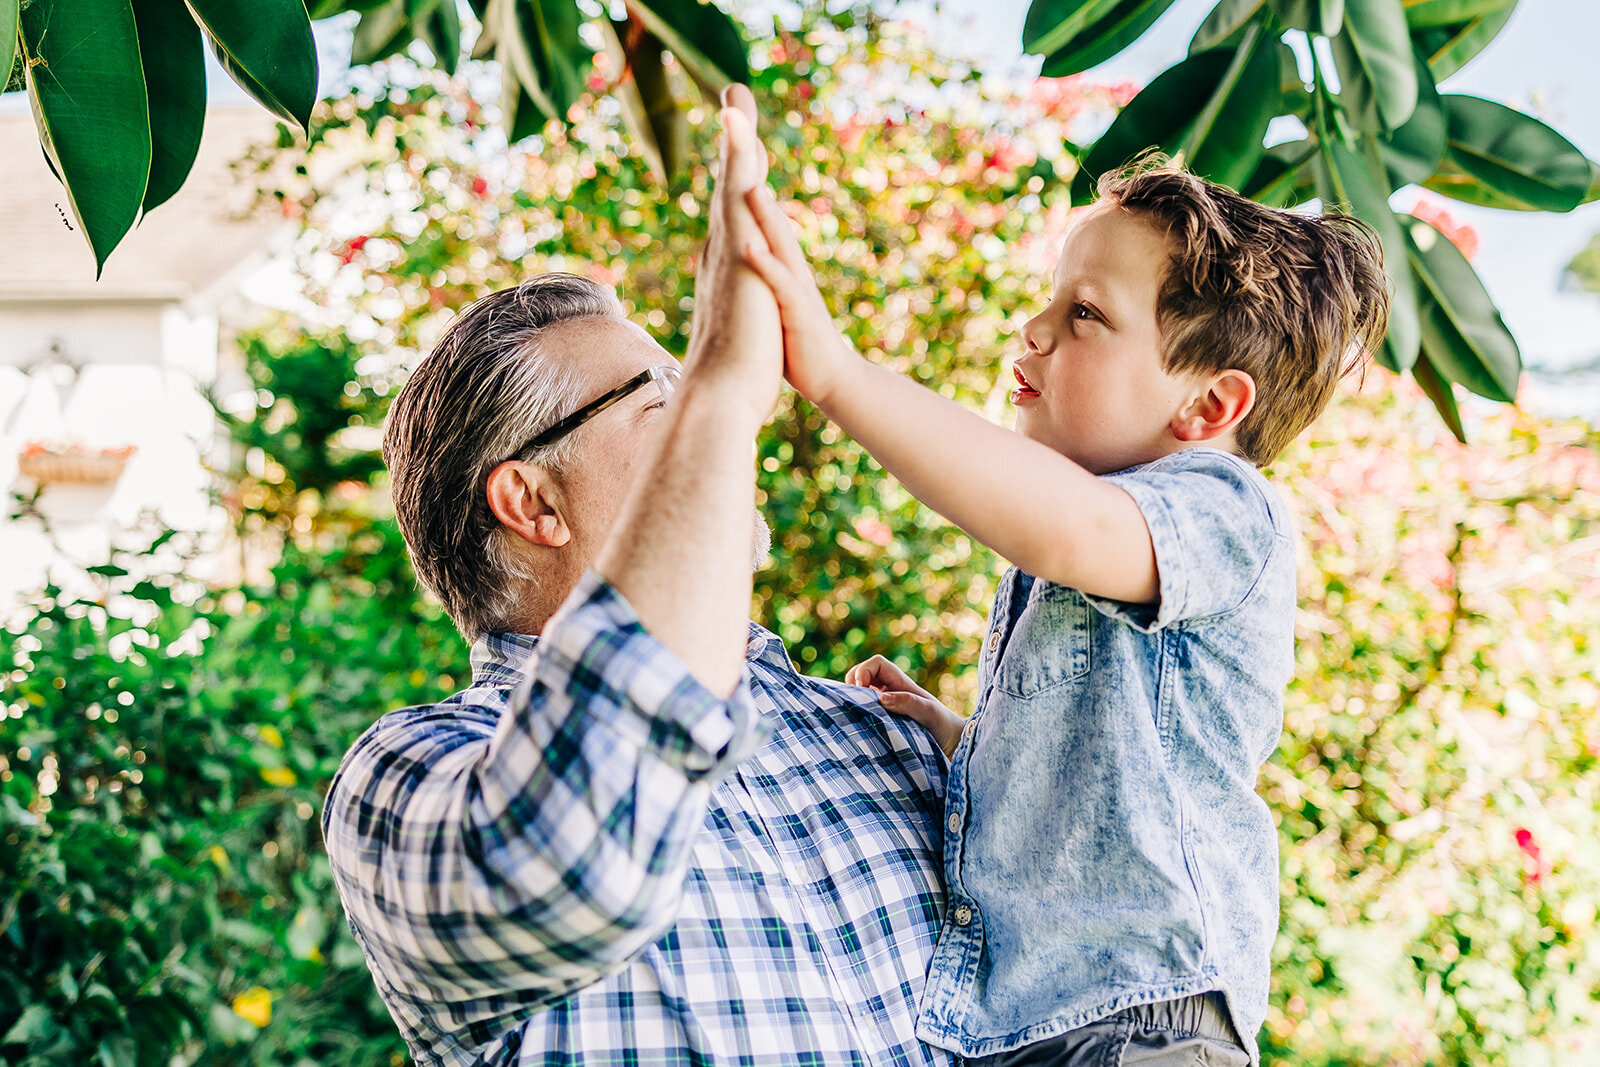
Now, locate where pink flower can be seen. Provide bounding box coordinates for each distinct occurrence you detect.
[854,517,893,547]
[1409,197,1480,261]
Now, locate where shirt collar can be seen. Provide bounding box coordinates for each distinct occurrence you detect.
[470,631,540,685]
[473,623,795,685]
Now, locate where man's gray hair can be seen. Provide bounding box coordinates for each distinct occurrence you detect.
[382,273,624,640]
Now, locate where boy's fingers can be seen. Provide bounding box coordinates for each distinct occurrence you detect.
[743,188,810,275]
[742,242,800,311]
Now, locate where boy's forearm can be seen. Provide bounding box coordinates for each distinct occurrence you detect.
[815,355,1157,602]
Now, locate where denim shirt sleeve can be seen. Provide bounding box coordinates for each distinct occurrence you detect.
[1093,448,1283,633]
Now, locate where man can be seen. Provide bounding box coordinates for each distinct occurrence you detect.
[323,89,952,1065]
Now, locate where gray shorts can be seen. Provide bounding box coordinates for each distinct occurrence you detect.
[961,993,1251,1067]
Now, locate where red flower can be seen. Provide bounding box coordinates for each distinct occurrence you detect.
[1515,827,1548,886]
[472,175,490,197]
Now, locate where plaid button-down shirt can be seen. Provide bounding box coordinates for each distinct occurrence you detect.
[324,572,952,1066]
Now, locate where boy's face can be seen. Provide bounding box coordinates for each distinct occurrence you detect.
[1013,204,1203,475]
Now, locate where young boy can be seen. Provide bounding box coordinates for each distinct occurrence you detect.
[737,155,1390,1066]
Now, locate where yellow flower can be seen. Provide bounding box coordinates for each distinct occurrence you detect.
[208,846,230,872]
[409,669,427,687]
[232,987,272,1028]
[258,725,284,749]
[259,766,297,788]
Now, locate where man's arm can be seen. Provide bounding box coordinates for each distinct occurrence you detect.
[324,90,786,1016]
[593,90,782,695]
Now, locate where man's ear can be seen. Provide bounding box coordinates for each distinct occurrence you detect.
[486,461,570,548]
[1172,369,1256,443]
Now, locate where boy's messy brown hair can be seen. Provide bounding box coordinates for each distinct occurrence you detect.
[1096,156,1391,466]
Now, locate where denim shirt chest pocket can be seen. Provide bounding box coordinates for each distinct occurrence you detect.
[994,582,1091,698]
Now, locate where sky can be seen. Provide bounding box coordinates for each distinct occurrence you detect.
[7,0,1598,415]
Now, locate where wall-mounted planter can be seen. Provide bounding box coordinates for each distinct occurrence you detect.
[16,443,137,484]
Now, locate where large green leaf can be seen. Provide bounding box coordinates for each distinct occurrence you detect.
[1039,0,1179,78]
[1316,141,1420,371]
[350,0,412,66]
[1070,32,1279,202]
[1422,94,1591,212]
[21,0,152,275]
[1377,48,1442,186]
[475,0,585,131]
[1403,213,1519,401]
[132,0,206,213]
[1402,0,1510,29]
[2,0,17,97]
[422,0,462,74]
[1269,0,1344,35]
[603,18,685,181]
[522,0,587,119]
[1189,0,1265,54]
[1023,0,1126,58]
[1411,347,1466,441]
[1412,0,1516,81]
[187,0,318,131]
[1243,138,1318,206]
[1328,0,1417,130]
[624,0,749,97]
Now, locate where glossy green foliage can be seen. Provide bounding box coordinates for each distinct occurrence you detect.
[6,17,1600,1067]
[11,0,317,274]
[1023,0,1593,437]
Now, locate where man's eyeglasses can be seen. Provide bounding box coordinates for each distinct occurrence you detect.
[506,363,682,462]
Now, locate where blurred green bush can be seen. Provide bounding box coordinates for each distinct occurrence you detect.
[4,13,1599,1067]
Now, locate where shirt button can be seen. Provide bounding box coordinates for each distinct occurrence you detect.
[986,632,1000,653]
[947,812,961,835]
[953,904,973,927]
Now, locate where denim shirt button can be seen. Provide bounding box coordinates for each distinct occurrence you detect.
[986,631,1000,653]
[952,904,973,927]
[946,811,961,835]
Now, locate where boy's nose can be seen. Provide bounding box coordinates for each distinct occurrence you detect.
[1021,313,1050,355]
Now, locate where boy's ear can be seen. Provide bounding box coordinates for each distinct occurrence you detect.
[486,461,570,548]
[1172,369,1256,443]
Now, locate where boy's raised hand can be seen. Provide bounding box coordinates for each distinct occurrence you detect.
[739,186,859,410]
[846,655,966,759]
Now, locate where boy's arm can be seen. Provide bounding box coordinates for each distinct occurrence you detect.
[741,190,1158,605]
[826,357,1157,604]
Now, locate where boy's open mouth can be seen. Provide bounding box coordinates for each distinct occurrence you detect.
[1011,364,1040,401]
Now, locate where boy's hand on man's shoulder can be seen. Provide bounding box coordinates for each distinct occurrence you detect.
[847,655,965,758]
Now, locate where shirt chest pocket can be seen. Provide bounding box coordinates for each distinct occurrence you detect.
[994,585,1091,698]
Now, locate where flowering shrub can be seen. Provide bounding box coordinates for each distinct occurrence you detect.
[3,14,1597,1066]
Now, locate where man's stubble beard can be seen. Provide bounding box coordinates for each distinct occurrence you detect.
[751,509,772,572]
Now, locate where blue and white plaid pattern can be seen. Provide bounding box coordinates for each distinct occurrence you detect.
[323,571,953,1066]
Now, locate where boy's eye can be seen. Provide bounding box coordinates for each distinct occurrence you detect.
[1074,304,1098,321]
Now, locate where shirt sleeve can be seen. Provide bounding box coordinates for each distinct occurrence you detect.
[321,569,767,1014]
[1090,449,1285,633]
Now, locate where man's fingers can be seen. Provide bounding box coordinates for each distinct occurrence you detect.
[722,83,758,127]
[717,107,760,193]
[720,84,767,182]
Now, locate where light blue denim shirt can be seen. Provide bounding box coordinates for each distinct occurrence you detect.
[916,447,1294,1064]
